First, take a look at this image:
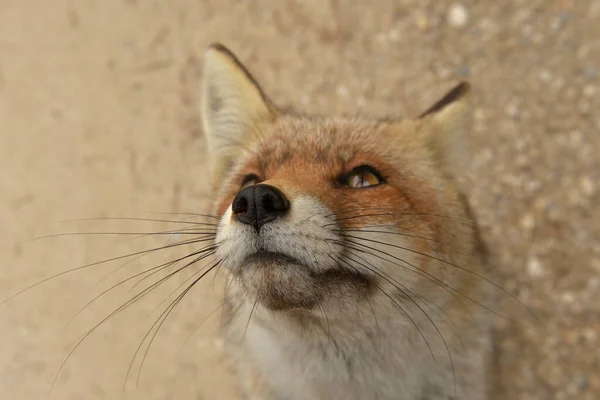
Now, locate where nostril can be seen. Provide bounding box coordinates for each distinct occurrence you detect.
[261,191,288,212]
[232,195,248,215]
[262,193,276,212]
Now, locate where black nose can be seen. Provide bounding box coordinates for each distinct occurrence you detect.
[231,184,290,232]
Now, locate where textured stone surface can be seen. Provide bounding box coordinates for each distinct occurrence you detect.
[1,0,598,399]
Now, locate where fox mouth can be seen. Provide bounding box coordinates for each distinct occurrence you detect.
[245,250,300,265]
[233,248,374,311]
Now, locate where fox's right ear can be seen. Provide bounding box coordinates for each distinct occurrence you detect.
[201,44,278,189]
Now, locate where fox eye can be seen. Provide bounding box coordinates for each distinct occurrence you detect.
[240,174,261,188]
[342,165,386,188]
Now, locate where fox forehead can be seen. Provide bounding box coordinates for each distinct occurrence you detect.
[250,116,426,172]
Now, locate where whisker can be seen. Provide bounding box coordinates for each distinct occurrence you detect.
[128,246,217,293]
[375,281,434,361]
[342,250,456,388]
[364,294,383,353]
[93,252,150,291]
[121,249,219,317]
[48,246,221,394]
[327,207,480,223]
[338,226,501,328]
[66,245,217,327]
[408,293,465,349]
[57,216,220,227]
[93,233,216,288]
[220,274,237,329]
[240,291,260,353]
[23,230,217,244]
[317,208,504,236]
[126,225,217,241]
[340,252,438,362]
[129,260,222,389]
[336,228,487,265]
[340,233,543,330]
[146,253,218,317]
[148,211,221,221]
[1,236,217,308]
[210,254,232,292]
[335,238,539,331]
[344,249,463,347]
[316,302,334,352]
[173,303,225,361]
[335,239,475,319]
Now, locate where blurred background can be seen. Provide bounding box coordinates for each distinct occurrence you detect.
[0,0,598,399]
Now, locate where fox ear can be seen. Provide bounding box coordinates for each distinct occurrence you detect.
[201,44,278,189]
[418,82,473,180]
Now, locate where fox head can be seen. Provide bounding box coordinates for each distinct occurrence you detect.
[201,44,481,317]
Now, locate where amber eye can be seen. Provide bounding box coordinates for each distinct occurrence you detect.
[240,174,261,188]
[342,165,385,188]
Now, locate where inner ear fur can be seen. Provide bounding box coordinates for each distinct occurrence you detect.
[417,81,474,181]
[201,43,279,189]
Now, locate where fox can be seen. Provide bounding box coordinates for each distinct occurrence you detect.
[201,43,492,400]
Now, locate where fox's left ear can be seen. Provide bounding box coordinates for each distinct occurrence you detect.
[418,81,473,179]
[201,44,279,190]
